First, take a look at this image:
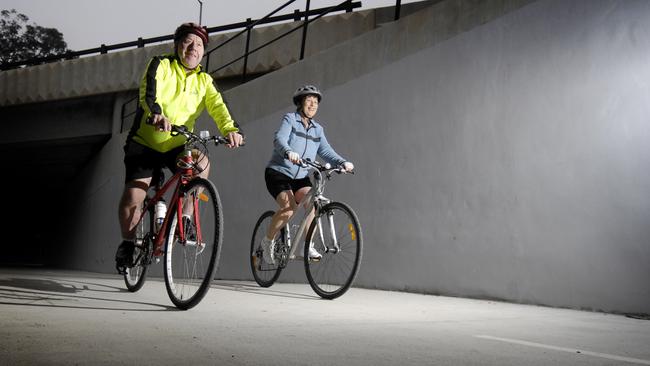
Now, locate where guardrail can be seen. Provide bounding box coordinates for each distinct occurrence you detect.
[0,1,361,71]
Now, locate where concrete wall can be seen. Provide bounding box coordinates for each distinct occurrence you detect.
[65,0,649,314]
[0,9,376,106]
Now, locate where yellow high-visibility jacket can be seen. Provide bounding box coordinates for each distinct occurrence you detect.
[128,54,240,152]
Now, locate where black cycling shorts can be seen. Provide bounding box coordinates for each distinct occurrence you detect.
[264,167,312,200]
[123,140,184,183]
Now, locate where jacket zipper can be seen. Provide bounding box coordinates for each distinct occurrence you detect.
[293,119,312,179]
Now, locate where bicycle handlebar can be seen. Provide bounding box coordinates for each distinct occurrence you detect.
[298,158,354,175]
[171,125,242,146]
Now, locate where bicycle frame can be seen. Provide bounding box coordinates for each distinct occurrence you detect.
[280,162,344,260]
[137,150,200,258]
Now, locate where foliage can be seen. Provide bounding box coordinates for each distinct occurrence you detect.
[0,9,69,64]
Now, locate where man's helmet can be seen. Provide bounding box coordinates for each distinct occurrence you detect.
[292,85,322,106]
[174,22,209,46]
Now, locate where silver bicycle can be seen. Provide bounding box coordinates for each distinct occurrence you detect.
[250,159,363,299]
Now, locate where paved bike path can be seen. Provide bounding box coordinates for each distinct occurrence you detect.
[1,268,649,365]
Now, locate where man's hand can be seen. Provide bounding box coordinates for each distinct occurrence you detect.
[226,132,244,148]
[149,114,172,132]
[342,161,354,172]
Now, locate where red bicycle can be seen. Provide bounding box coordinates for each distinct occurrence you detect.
[124,125,228,310]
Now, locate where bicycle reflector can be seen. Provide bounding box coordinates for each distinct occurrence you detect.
[199,193,210,202]
[348,223,356,241]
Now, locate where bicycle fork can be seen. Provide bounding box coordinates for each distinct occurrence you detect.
[316,210,340,254]
[176,190,205,254]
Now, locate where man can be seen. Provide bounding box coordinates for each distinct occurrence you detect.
[115,22,243,273]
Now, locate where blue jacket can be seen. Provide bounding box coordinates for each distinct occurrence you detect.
[267,112,347,179]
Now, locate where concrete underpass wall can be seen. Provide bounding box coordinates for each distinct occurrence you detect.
[216,0,650,314]
[67,0,649,314]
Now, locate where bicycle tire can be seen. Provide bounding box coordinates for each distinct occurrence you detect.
[124,201,152,292]
[304,201,362,299]
[250,211,283,287]
[163,178,222,310]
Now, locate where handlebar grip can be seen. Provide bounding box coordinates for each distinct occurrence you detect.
[214,136,246,146]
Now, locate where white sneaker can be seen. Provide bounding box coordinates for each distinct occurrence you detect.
[260,237,275,265]
[307,246,322,261]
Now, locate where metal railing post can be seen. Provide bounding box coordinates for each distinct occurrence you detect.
[243,18,252,83]
[299,0,311,60]
[120,101,126,133]
[394,0,402,20]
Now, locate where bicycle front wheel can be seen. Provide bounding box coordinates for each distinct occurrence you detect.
[250,211,283,287]
[164,178,222,310]
[304,201,363,299]
[124,201,152,292]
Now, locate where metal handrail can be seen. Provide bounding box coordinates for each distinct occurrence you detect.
[210,0,359,79]
[0,1,357,71]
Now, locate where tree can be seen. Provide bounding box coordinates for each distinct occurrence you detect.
[0,9,69,64]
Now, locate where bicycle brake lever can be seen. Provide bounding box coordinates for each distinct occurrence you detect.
[170,125,188,137]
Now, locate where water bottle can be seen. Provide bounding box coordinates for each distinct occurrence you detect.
[154,199,167,232]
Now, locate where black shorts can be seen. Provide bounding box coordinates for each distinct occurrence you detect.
[264,168,312,200]
[123,140,184,183]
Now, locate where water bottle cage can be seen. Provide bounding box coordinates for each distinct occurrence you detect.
[177,159,194,170]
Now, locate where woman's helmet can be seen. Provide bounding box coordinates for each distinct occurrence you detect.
[174,22,209,46]
[292,85,322,106]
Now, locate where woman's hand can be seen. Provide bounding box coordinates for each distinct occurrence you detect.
[287,151,301,164]
[342,161,354,172]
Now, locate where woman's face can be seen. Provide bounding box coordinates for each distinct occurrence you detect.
[301,95,319,119]
[177,33,204,70]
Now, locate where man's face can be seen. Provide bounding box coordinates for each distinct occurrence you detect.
[177,33,204,70]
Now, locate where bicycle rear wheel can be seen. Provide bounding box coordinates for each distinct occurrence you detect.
[164,178,222,310]
[250,211,283,287]
[124,201,151,292]
[304,201,362,299]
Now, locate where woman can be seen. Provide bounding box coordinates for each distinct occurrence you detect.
[261,85,354,265]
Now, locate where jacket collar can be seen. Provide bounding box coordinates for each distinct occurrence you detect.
[293,112,315,129]
[172,55,203,76]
